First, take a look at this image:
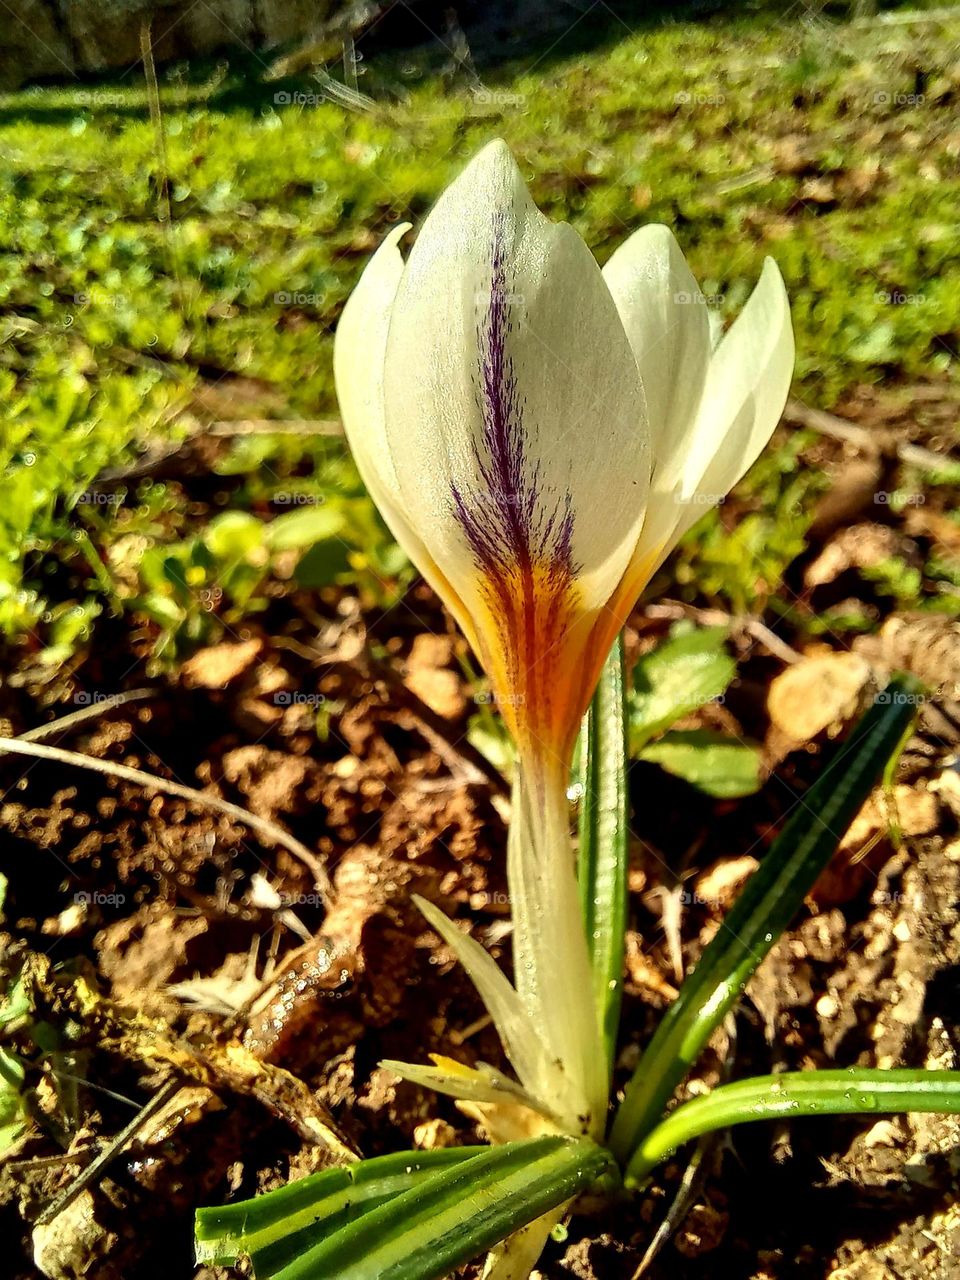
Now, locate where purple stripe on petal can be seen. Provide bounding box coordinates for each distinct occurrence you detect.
[450,219,577,584]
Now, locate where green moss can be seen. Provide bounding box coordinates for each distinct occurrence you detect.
[1,5,958,652]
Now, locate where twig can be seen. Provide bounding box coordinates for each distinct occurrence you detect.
[898,441,959,472]
[632,1131,713,1278]
[91,419,344,487]
[0,736,330,898]
[90,439,192,486]
[34,1078,181,1226]
[631,1014,738,1278]
[18,689,157,743]
[784,398,875,450]
[263,2,384,80]
[224,931,318,1031]
[644,602,804,665]
[784,398,956,472]
[712,164,775,194]
[5,1148,100,1172]
[41,1062,141,1110]
[739,618,804,666]
[205,418,342,438]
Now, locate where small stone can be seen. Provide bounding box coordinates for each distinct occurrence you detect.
[413,1118,458,1149]
[181,637,263,688]
[863,1119,900,1148]
[816,993,839,1019]
[332,755,359,779]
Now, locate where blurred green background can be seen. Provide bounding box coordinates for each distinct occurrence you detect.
[1,0,958,664]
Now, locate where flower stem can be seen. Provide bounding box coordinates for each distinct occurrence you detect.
[508,754,605,1137]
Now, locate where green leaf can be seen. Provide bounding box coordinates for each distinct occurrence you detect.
[626,1069,960,1186]
[293,540,353,587]
[629,626,735,752]
[466,712,515,775]
[0,1046,28,1155]
[576,633,628,1083]
[203,511,264,560]
[224,1137,615,1280]
[265,506,346,551]
[0,975,29,1030]
[0,1046,24,1090]
[196,1148,479,1272]
[610,675,922,1167]
[638,729,761,798]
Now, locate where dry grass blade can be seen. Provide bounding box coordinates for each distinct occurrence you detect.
[18,689,157,742]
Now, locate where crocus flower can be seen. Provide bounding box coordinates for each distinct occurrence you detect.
[334,140,793,1147]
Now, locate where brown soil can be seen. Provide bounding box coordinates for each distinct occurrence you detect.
[1,398,958,1280]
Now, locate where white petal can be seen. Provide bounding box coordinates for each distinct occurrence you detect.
[334,223,408,519]
[685,257,794,500]
[382,139,649,617]
[334,224,478,644]
[630,256,794,572]
[672,256,794,542]
[602,224,711,469]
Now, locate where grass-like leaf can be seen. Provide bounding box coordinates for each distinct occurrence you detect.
[195,1148,479,1269]
[610,675,922,1163]
[270,1136,616,1280]
[577,633,629,1082]
[625,1069,960,1186]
